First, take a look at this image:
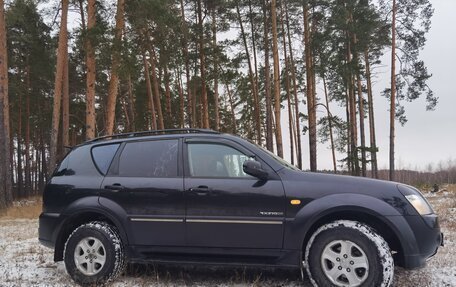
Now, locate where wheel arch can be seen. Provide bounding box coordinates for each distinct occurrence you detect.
[54,208,128,262]
[301,209,405,266]
[286,193,418,268]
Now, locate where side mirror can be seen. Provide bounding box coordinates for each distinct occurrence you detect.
[243,160,268,181]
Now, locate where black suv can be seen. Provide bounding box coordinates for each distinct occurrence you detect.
[39,129,443,286]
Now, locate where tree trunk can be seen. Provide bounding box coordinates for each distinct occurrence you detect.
[127,74,135,131]
[390,0,397,181]
[62,49,69,148]
[279,3,294,164]
[17,92,23,198]
[40,130,47,189]
[348,70,359,176]
[271,0,283,157]
[0,0,12,209]
[197,0,209,129]
[164,67,172,126]
[85,0,96,140]
[285,63,295,164]
[120,93,130,133]
[226,83,237,134]
[148,45,164,130]
[345,92,351,173]
[78,0,86,31]
[49,0,69,173]
[285,0,302,168]
[365,49,378,178]
[34,146,39,193]
[303,3,316,171]
[248,0,261,142]
[346,11,359,176]
[25,64,32,195]
[105,0,125,135]
[357,73,367,177]
[236,4,261,142]
[192,71,198,126]
[142,51,157,130]
[180,0,193,127]
[262,0,273,152]
[212,9,220,131]
[323,75,337,173]
[177,69,185,128]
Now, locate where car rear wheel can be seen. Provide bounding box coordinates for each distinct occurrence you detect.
[304,220,394,287]
[64,221,125,286]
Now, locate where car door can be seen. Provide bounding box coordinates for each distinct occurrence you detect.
[100,138,185,246]
[184,138,285,249]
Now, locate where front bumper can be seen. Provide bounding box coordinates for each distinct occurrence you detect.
[401,214,443,269]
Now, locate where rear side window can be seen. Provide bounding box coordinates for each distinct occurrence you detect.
[92,144,120,175]
[53,154,70,176]
[118,140,178,177]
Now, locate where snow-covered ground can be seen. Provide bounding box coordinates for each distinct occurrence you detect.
[0,190,454,287]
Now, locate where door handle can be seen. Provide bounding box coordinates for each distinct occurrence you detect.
[189,185,211,195]
[104,183,125,192]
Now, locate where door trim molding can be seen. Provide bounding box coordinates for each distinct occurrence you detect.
[130,218,184,223]
[130,218,283,225]
[186,219,283,225]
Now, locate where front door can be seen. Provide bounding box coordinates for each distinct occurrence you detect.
[184,139,285,249]
[100,138,185,246]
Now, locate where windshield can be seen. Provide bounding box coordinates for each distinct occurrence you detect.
[252,141,301,171]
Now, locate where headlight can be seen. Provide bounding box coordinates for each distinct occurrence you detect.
[404,194,433,215]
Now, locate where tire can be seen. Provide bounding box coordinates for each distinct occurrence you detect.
[304,220,394,287]
[64,221,126,286]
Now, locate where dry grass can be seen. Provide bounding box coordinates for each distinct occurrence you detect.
[0,197,42,220]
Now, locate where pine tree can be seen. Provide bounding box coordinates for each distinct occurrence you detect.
[271,0,283,158]
[105,0,125,135]
[303,1,316,171]
[381,0,436,180]
[197,0,209,129]
[262,0,273,152]
[85,0,96,139]
[0,0,12,209]
[49,0,69,172]
[389,0,397,181]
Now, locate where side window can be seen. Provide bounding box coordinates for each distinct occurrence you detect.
[187,143,252,178]
[92,144,120,175]
[53,153,70,176]
[118,140,178,177]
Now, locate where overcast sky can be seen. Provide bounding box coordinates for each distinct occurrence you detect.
[284,0,456,171]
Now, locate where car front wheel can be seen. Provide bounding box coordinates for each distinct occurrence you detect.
[304,220,394,287]
[64,221,126,286]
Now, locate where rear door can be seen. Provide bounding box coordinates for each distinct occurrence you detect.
[184,138,285,249]
[100,138,185,246]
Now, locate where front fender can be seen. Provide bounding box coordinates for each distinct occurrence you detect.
[284,193,420,257]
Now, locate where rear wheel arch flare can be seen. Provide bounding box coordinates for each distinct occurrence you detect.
[54,210,127,262]
[63,221,126,285]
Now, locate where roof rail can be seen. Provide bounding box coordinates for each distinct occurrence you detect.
[87,128,219,144]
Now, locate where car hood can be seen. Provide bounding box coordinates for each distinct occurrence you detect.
[278,169,417,215]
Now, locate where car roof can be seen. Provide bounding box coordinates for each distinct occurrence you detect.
[77,129,229,147]
[73,128,286,172]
